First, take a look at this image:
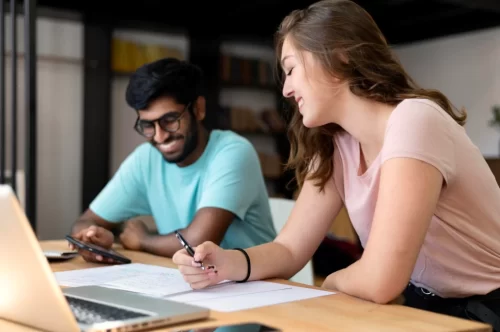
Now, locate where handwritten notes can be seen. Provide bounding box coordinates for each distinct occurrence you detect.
[54,263,335,312]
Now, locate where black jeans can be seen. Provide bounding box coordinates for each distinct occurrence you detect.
[403,283,500,332]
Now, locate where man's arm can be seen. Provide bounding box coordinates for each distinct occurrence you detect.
[121,136,263,257]
[121,207,234,257]
[70,144,152,254]
[71,208,118,235]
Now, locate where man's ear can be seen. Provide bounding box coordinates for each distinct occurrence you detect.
[193,96,206,121]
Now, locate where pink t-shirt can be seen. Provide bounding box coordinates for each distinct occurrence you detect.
[333,98,500,298]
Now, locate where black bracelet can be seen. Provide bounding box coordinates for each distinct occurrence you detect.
[233,248,251,283]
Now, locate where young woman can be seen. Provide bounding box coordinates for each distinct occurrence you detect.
[173,0,500,327]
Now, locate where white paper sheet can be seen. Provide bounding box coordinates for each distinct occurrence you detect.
[176,285,334,312]
[54,263,336,312]
[55,264,145,287]
[166,281,291,302]
[54,263,192,297]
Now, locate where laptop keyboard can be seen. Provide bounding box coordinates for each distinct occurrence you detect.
[66,296,150,325]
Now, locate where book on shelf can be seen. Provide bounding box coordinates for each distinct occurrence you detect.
[220,54,275,88]
[111,38,184,74]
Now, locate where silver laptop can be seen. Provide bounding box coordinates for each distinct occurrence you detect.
[0,185,209,332]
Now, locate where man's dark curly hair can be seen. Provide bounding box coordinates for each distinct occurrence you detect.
[125,57,204,111]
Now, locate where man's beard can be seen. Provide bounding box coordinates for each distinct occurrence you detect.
[155,116,199,164]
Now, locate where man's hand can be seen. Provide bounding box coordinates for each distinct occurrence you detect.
[70,225,114,249]
[68,225,115,263]
[119,220,150,251]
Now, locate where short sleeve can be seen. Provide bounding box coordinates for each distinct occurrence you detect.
[198,139,263,220]
[89,144,151,222]
[381,99,456,184]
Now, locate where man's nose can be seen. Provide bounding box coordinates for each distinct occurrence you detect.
[153,123,169,143]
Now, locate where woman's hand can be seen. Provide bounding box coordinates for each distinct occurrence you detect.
[172,241,229,289]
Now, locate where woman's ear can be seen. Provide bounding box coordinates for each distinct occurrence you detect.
[193,96,206,121]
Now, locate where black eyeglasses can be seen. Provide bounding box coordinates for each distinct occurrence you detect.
[134,103,191,138]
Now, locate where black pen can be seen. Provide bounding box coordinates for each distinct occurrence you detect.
[174,230,205,270]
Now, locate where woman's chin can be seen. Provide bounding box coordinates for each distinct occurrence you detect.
[302,115,322,128]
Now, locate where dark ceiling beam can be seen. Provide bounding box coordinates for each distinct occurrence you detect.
[393,7,470,27]
[219,33,274,47]
[371,0,415,4]
[438,0,500,13]
[224,0,284,18]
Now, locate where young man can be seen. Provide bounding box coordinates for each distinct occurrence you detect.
[69,58,276,262]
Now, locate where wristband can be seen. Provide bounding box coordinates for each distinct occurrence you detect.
[233,248,251,283]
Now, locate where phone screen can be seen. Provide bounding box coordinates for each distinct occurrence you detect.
[65,235,131,264]
[175,323,280,332]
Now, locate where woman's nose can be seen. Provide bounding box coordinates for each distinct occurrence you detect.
[282,80,294,98]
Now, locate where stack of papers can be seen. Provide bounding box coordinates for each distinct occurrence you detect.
[54,263,335,312]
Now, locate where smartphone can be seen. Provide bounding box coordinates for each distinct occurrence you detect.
[65,235,132,264]
[174,322,281,332]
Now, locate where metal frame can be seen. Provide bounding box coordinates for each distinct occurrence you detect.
[81,14,112,211]
[0,0,37,231]
[25,0,37,230]
[0,1,5,185]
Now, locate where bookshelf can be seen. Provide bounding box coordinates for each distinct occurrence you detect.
[219,54,275,90]
[217,46,291,197]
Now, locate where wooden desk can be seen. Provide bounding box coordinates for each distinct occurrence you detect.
[1,240,490,332]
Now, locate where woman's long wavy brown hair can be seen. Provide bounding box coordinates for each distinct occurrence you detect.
[275,0,466,192]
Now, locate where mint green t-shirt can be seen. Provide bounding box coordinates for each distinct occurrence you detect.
[89,130,277,249]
